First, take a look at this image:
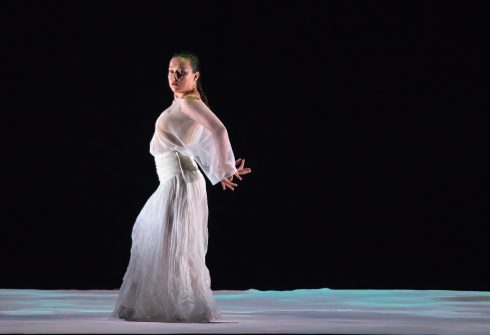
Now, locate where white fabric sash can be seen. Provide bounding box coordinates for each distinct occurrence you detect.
[154,151,198,183]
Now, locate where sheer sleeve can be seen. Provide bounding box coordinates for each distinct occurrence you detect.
[179,98,237,185]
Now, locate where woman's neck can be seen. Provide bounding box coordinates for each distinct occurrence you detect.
[175,87,200,99]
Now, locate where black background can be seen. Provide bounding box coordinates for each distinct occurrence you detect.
[2,1,488,291]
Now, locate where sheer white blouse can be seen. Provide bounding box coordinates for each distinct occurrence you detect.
[150,97,237,185]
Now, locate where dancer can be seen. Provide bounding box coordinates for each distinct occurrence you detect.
[111,52,251,322]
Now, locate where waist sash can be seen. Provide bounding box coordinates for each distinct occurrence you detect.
[154,151,198,183]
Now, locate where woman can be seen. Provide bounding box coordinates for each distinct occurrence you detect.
[111,52,251,322]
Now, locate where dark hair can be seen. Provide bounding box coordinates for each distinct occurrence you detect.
[171,51,210,108]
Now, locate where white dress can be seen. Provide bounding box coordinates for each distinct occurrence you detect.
[111,96,237,322]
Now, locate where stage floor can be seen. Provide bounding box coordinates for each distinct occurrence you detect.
[1,288,489,334]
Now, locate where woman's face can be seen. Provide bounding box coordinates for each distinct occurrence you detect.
[168,57,200,95]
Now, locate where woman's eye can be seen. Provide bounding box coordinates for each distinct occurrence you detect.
[168,69,186,76]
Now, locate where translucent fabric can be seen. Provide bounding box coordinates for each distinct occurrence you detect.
[150,97,237,185]
[111,97,237,322]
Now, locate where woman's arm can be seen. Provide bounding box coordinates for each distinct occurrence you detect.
[179,98,238,184]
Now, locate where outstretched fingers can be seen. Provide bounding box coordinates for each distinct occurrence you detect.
[223,157,252,189]
[221,178,238,191]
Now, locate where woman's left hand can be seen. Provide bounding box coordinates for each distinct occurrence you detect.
[220,177,238,191]
[220,158,252,191]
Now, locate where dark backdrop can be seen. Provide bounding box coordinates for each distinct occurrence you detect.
[2,1,488,291]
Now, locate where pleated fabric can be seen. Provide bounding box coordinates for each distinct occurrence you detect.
[111,150,221,322]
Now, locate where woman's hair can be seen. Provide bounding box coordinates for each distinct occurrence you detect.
[171,51,210,108]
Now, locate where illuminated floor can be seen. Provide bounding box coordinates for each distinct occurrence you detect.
[1,288,489,334]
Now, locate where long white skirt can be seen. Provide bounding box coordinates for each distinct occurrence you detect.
[111,150,221,322]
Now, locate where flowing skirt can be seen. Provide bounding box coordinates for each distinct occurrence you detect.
[111,150,221,322]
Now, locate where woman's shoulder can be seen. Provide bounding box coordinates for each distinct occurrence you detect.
[180,94,208,111]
